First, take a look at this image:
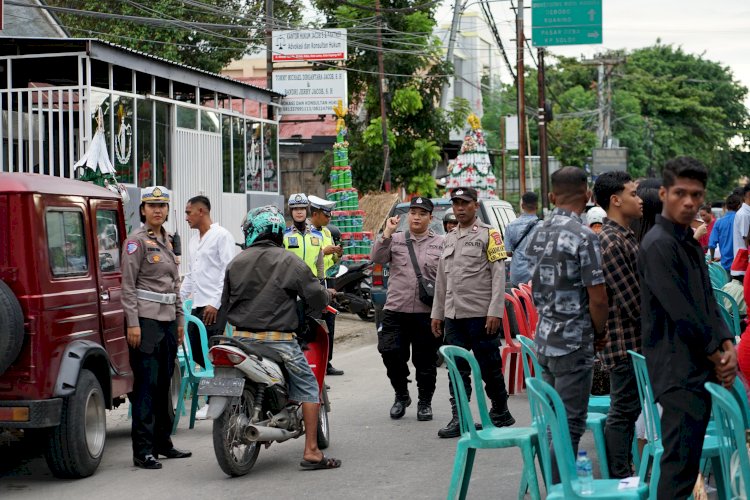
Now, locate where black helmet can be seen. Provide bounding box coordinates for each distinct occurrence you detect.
[327,223,342,245]
[443,208,457,224]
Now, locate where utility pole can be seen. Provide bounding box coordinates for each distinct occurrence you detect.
[516,0,526,194]
[537,48,549,209]
[375,0,391,191]
[265,0,274,121]
[500,116,506,199]
[582,53,625,148]
[440,0,463,110]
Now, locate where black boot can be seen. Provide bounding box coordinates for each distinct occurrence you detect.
[390,394,411,419]
[437,398,460,438]
[417,400,433,421]
[489,401,515,428]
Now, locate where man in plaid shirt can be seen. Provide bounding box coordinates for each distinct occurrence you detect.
[592,171,643,478]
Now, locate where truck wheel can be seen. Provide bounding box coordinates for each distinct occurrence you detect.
[0,280,24,375]
[45,369,106,478]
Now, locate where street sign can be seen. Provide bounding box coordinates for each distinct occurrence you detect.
[272,29,347,62]
[272,71,348,115]
[592,147,628,175]
[504,115,519,150]
[531,0,602,47]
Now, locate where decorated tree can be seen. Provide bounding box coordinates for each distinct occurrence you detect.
[445,114,498,199]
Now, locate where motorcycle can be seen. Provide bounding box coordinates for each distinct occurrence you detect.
[332,261,375,322]
[197,309,333,477]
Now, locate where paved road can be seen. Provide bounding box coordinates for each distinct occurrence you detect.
[0,314,601,499]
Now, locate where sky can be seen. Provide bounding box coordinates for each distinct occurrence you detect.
[435,0,750,103]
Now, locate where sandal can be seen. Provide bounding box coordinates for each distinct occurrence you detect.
[300,454,342,470]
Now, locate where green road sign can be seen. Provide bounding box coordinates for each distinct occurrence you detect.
[532,0,602,47]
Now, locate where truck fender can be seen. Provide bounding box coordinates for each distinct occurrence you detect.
[54,340,112,405]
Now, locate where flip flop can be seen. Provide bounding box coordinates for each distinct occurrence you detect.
[300,454,342,470]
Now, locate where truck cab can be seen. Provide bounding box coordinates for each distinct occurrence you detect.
[0,173,134,478]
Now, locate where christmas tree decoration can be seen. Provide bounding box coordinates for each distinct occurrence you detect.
[445,113,498,199]
[75,108,130,202]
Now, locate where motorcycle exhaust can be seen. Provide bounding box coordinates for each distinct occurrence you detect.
[244,424,296,443]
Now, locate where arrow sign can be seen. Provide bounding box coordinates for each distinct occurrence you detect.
[531,0,603,47]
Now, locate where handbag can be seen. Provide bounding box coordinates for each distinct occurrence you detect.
[404,231,435,307]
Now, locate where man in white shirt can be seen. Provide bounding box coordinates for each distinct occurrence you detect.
[181,195,237,368]
[731,183,750,277]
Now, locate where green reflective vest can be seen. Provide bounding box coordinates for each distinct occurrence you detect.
[283,225,324,278]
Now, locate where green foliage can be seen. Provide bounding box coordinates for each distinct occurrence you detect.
[312,0,455,192]
[411,139,441,171]
[47,0,303,73]
[406,172,437,198]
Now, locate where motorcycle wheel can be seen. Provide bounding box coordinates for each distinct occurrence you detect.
[356,288,376,322]
[316,385,330,449]
[212,386,261,477]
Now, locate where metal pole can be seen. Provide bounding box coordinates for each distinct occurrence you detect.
[516,0,526,194]
[500,116,506,200]
[597,61,604,147]
[265,0,274,121]
[439,0,463,109]
[537,48,549,209]
[375,0,391,191]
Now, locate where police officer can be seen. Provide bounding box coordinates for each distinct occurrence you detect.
[443,208,458,233]
[371,197,444,421]
[122,186,191,469]
[431,187,515,438]
[308,195,344,375]
[283,193,325,279]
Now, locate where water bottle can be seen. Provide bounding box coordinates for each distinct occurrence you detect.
[576,450,594,495]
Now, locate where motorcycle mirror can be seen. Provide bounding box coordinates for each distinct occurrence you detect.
[336,265,348,278]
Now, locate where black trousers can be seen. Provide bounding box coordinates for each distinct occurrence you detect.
[657,387,711,500]
[444,317,509,406]
[378,310,439,401]
[129,318,177,458]
[187,306,227,368]
[323,311,336,364]
[604,357,641,478]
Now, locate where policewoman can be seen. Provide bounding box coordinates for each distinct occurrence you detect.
[283,193,325,279]
[431,187,515,438]
[122,186,191,470]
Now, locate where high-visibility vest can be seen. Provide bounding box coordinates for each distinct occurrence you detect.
[283,226,323,277]
[320,226,336,273]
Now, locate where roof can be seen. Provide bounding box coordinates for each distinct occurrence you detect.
[1,0,68,38]
[0,173,120,199]
[0,37,283,102]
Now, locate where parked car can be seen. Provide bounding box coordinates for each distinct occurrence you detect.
[371,198,517,327]
[0,173,134,478]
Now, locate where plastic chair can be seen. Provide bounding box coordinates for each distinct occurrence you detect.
[708,263,729,289]
[713,288,742,337]
[440,345,541,500]
[513,287,538,334]
[628,350,724,500]
[526,378,648,499]
[502,293,527,394]
[172,313,215,433]
[705,381,750,499]
[517,335,610,479]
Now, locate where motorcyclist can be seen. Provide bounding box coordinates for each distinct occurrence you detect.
[443,208,458,233]
[220,205,342,470]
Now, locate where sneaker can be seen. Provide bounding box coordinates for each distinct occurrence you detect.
[195,404,209,420]
[416,402,433,421]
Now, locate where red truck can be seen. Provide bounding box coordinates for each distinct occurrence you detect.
[0,173,134,478]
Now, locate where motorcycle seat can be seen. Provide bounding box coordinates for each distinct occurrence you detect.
[344,261,370,272]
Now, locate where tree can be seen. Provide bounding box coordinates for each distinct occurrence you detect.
[312,0,470,193]
[46,0,303,73]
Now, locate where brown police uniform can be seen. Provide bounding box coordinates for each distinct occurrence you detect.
[121,188,185,464]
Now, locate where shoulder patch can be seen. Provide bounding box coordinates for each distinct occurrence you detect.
[487,228,507,262]
[126,241,140,255]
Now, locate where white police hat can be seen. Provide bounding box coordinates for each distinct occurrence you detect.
[141,186,170,204]
[308,195,336,213]
[288,193,309,208]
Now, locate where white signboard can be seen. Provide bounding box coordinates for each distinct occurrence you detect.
[273,71,348,115]
[505,115,519,150]
[272,29,347,62]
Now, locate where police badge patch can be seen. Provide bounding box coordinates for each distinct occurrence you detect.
[126,241,140,255]
[487,228,507,262]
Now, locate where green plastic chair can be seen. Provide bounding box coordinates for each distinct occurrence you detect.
[439,345,541,500]
[713,288,742,337]
[708,262,729,289]
[172,313,215,433]
[526,378,648,499]
[628,350,725,500]
[705,381,750,499]
[517,335,610,480]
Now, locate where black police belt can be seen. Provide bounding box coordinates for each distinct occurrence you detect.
[136,289,177,305]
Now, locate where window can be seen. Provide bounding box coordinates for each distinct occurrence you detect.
[176,106,198,130]
[96,210,120,272]
[232,117,245,193]
[46,210,88,276]
[263,123,279,193]
[246,121,262,192]
[222,115,232,193]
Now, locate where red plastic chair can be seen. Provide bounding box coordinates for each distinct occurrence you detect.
[513,287,538,336]
[502,292,528,394]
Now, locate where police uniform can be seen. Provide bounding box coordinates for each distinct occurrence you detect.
[283,224,325,279]
[308,195,342,375]
[121,186,188,467]
[431,187,514,437]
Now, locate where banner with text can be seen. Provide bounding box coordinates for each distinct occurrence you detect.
[272,29,347,62]
[273,71,348,115]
